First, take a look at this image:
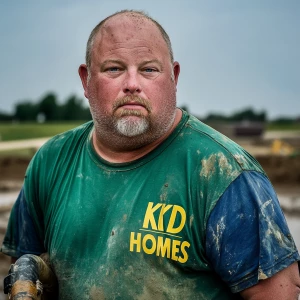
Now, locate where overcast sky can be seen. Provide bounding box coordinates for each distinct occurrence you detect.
[1,0,299,120]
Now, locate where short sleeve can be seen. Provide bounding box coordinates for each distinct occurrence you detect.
[1,187,46,258]
[205,171,300,293]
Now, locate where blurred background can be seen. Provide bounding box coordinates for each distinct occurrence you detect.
[0,1,299,298]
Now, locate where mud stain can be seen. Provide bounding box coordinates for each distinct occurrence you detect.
[261,199,287,246]
[200,153,238,179]
[211,216,226,253]
[200,155,216,178]
[136,271,199,300]
[90,285,106,300]
[233,154,247,168]
[190,215,194,227]
[160,192,167,202]
[258,269,268,280]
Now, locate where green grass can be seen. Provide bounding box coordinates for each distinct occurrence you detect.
[0,122,86,141]
[0,148,36,158]
[266,123,300,131]
[0,121,299,142]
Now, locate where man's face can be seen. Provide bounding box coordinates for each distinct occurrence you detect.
[80,14,180,149]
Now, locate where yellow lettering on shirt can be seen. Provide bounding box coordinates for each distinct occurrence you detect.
[142,203,163,230]
[130,232,141,252]
[167,205,186,234]
[142,234,156,254]
[130,202,191,264]
[156,236,171,258]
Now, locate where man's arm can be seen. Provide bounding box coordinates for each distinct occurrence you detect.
[1,188,46,259]
[240,262,300,299]
[205,171,300,294]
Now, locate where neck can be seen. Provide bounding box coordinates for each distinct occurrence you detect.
[92,109,182,163]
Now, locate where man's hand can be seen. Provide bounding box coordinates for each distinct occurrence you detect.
[240,262,300,299]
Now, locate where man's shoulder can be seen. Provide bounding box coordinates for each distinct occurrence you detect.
[181,112,264,173]
[40,121,93,152]
[184,113,236,147]
[28,121,93,169]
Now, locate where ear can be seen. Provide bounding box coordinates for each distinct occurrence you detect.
[172,61,180,86]
[78,64,89,99]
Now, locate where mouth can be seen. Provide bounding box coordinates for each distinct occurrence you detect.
[113,96,152,114]
[118,102,146,110]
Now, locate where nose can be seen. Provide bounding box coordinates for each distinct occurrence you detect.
[123,70,141,94]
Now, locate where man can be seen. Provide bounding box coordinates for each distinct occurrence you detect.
[1,10,300,299]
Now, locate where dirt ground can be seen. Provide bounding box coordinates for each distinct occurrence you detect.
[0,152,299,299]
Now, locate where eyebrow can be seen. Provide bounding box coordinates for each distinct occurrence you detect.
[140,60,163,69]
[101,59,162,68]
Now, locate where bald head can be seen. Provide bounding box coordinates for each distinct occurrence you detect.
[85,10,174,70]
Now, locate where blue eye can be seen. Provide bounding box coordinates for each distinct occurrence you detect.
[108,67,119,72]
[144,68,155,73]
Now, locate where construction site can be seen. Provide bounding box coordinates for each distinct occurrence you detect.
[0,129,299,299]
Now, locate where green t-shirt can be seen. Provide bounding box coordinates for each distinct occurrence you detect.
[4,111,275,299]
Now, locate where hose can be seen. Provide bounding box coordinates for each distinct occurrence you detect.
[4,253,58,300]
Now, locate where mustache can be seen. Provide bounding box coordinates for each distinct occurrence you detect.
[112,96,152,113]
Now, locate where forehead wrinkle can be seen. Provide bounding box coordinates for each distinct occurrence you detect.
[96,47,154,62]
[99,42,157,59]
[94,33,156,55]
[108,44,154,50]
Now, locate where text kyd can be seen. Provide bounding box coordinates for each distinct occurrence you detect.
[130,202,190,263]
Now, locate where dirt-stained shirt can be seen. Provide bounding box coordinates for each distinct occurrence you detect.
[2,111,299,299]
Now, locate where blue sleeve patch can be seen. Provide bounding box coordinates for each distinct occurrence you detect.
[205,171,300,293]
[1,187,46,258]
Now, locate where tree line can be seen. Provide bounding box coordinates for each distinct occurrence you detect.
[0,94,298,124]
[203,108,267,122]
[0,93,91,122]
[182,105,299,124]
